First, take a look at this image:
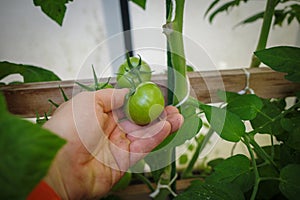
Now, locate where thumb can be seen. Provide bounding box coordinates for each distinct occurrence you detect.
[95,88,129,112]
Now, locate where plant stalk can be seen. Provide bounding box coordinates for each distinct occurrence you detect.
[164,0,187,105]
[154,0,187,199]
[243,136,260,200]
[181,134,206,178]
[250,0,278,68]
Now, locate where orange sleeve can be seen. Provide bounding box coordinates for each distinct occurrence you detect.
[27,181,61,200]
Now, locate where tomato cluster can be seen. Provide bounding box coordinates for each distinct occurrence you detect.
[117,56,165,125]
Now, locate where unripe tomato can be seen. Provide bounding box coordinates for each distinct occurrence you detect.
[117,57,151,88]
[125,82,165,125]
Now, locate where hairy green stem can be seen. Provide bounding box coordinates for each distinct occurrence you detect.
[134,173,155,192]
[164,0,187,105]
[153,150,174,200]
[250,0,278,68]
[154,0,187,199]
[243,136,260,200]
[249,136,279,173]
[182,133,207,178]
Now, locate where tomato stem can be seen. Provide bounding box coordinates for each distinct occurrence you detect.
[243,136,260,200]
[250,0,278,68]
[153,0,187,199]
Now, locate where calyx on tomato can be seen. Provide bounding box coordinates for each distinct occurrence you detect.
[116,55,152,88]
[76,66,113,91]
[125,81,165,125]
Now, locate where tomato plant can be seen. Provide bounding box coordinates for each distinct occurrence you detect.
[124,81,165,126]
[116,56,151,88]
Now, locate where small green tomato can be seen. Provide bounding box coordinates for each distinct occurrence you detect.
[125,82,165,125]
[117,57,151,88]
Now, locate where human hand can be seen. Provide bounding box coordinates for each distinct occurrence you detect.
[42,88,183,199]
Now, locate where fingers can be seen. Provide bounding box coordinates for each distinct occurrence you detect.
[127,106,183,166]
[95,88,129,113]
[123,106,183,140]
[129,120,171,165]
[164,106,184,133]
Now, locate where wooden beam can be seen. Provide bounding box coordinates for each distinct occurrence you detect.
[1,67,299,118]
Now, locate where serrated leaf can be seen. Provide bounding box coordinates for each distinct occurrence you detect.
[33,0,73,26]
[254,46,300,83]
[290,4,300,23]
[287,126,300,151]
[279,164,300,200]
[256,164,281,199]
[274,9,287,27]
[206,154,251,183]
[217,90,240,103]
[207,0,247,23]
[204,0,220,17]
[0,61,61,83]
[174,180,245,200]
[250,98,285,135]
[226,94,263,120]
[0,93,66,199]
[129,0,146,10]
[201,105,245,142]
[234,11,264,27]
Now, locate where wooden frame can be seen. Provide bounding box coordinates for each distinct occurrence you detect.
[1,67,299,118]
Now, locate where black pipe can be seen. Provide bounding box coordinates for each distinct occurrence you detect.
[119,0,133,56]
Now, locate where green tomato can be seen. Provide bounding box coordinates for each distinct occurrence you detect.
[117,57,151,88]
[125,82,165,125]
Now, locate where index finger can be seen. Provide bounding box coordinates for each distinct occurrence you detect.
[95,88,129,112]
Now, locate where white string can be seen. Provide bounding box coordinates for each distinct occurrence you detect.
[238,68,255,95]
[174,77,191,108]
[149,173,178,198]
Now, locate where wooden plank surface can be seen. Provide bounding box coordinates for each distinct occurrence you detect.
[110,178,198,200]
[1,67,300,118]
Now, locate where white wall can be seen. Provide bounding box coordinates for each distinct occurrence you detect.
[129,0,299,70]
[0,0,121,81]
[1,0,299,81]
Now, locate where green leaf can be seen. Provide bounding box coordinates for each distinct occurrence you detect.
[33,0,73,26]
[226,94,263,120]
[204,0,220,17]
[206,154,251,183]
[250,98,285,135]
[256,164,281,199]
[0,61,61,83]
[0,93,66,199]
[279,164,300,200]
[254,46,300,83]
[234,11,264,27]
[274,9,288,27]
[144,106,202,174]
[206,0,247,23]
[207,158,225,168]
[174,180,245,200]
[153,105,202,150]
[287,126,300,151]
[279,144,300,167]
[111,172,132,191]
[201,105,245,142]
[129,0,146,10]
[290,4,300,24]
[217,90,240,103]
